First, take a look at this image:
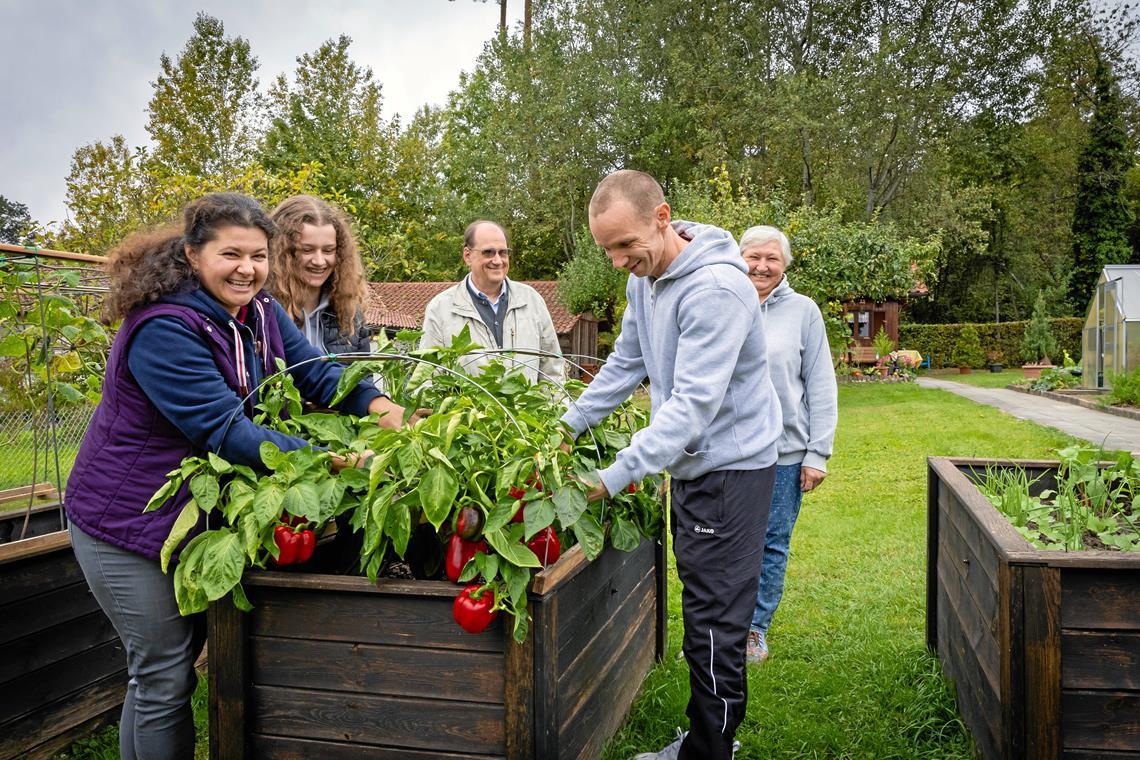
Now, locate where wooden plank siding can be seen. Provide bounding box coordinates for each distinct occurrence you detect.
[0,534,127,760]
[211,537,665,760]
[929,458,1140,760]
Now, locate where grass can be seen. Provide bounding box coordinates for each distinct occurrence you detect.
[600,382,1075,760]
[58,381,1076,760]
[925,368,1026,388]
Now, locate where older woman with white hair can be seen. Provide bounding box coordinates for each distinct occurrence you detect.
[740,224,838,665]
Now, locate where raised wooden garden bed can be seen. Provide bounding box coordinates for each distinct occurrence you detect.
[927,457,1140,760]
[209,536,667,759]
[0,529,128,760]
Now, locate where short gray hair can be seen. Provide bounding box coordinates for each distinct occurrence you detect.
[739,225,792,266]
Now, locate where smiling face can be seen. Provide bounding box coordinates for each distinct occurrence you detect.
[297,223,338,293]
[589,200,672,279]
[463,222,510,295]
[188,225,269,315]
[742,239,787,301]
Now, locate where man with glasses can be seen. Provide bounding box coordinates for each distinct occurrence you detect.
[420,219,564,383]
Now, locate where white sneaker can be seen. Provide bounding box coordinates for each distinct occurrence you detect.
[633,729,686,760]
[632,730,741,759]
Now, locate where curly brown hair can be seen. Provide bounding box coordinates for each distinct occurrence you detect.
[102,193,275,322]
[267,195,367,334]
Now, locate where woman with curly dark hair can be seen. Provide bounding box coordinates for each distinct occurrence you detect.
[268,195,371,355]
[65,193,416,759]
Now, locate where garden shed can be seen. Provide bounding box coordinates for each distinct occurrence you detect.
[1081,265,1140,389]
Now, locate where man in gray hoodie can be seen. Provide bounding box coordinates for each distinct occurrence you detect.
[560,170,782,760]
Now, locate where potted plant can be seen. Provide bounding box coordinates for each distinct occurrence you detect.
[986,349,1004,373]
[1020,291,1057,379]
[872,325,895,363]
[951,324,985,374]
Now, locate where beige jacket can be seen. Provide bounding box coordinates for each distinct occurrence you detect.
[419,278,565,384]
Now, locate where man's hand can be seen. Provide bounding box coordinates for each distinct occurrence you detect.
[368,397,430,429]
[579,470,609,503]
[330,449,374,473]
[801,466,826,493]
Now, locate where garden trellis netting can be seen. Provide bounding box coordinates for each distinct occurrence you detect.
[0,243,109,540]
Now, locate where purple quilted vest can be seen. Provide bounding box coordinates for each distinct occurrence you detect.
[65,292,286,560]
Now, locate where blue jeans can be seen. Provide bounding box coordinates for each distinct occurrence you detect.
[751,463,804,633]
[69,523,205,760]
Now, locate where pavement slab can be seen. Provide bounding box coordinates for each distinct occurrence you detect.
[915,377,1140,454]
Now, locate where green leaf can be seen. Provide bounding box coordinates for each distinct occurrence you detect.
[419,465,459,531]
[223,481,255,524]
[281,481,320,522]
[295,413,356,447]
[610,515,641,552]
[189,474,220,511]
[0,333,27,358]
[485,497,521,533]
[484,528,541,568]
[207,452,233,474]
[160,500,201,573]
[196,531,247,603]
[144,475,182,513]
[230,583,253,612]
[252,482,284,524]
[385,496,413,557]
[260,441,284,470]
[523,498,555,540]
[500,561,531,608]
[338,466,370,491]
[553,485,587,528]
[397,439,424,480]
[330,361,374,406]
[572,513,604,560]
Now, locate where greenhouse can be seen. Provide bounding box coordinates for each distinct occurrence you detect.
[1082,264,1140,388]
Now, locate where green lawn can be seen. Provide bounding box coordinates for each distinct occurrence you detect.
[929,368,1027,388]
[59,381,1076,760]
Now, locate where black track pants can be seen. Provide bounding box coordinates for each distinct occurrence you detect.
[670,466,775,760]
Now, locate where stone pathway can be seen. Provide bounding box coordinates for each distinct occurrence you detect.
[916,377,1140,453]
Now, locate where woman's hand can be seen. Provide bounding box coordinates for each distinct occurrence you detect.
[801,466,826,493]
[330,450,374,473]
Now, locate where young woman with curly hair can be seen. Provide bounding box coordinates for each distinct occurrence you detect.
[64,193,417,759]
[268,195,371,355]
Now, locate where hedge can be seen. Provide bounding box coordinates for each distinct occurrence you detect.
[899,318,1083,369]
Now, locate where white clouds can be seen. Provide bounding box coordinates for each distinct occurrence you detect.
[0,0,522,226]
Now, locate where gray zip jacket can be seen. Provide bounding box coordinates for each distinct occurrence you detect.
[761,277,838,471]
[561,220,782,495]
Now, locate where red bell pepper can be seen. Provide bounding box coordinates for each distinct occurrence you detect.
[445,533,489,583]
[627,483,638,494]
[273,524,316,566]
[526,526,561,566]
[508,486,526,500]
[453,584,498,634]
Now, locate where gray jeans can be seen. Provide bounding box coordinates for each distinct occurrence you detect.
[69,523,205,760]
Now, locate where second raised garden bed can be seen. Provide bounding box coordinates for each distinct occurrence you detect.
[927,456,1140,760]
[209,535,667,759]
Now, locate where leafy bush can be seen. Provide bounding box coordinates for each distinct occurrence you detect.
[951,324,985,368]
[1027,352,1081,391]
[1108,367,1140,407]
[557,225,628,324]
[899,318,1082,369]
[1021,291,1059,364]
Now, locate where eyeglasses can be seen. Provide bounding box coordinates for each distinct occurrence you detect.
[471,247,511,259]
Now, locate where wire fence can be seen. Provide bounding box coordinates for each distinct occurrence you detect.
[0,405,95,492]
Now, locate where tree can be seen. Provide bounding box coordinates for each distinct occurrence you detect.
[1021,291,1059,364]
[261,36,392,201]
[146,12,261,178]
[1067,53,1135,312]
[0,196,32,244]
[55,136,154,255]
[951,325,986,369]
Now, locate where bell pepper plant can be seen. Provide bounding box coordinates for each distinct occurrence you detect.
[147,327,663,641]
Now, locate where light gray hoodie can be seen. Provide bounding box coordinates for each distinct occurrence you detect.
[760,276,838,471]
[561,220,782,495]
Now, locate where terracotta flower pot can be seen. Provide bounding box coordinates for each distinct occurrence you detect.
[958,366,972,375]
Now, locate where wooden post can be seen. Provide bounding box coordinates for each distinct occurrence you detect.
[1022,565,1061,759]
[504,608,535,760]
[925,460,939,653]
[208,599,247,760]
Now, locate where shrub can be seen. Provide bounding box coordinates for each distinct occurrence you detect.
[1108,367,1140,407]
[873,325,895,358]
[951,325,986,368]
[899,318,1082,369]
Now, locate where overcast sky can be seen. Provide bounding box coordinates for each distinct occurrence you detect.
[0,0,524,227]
